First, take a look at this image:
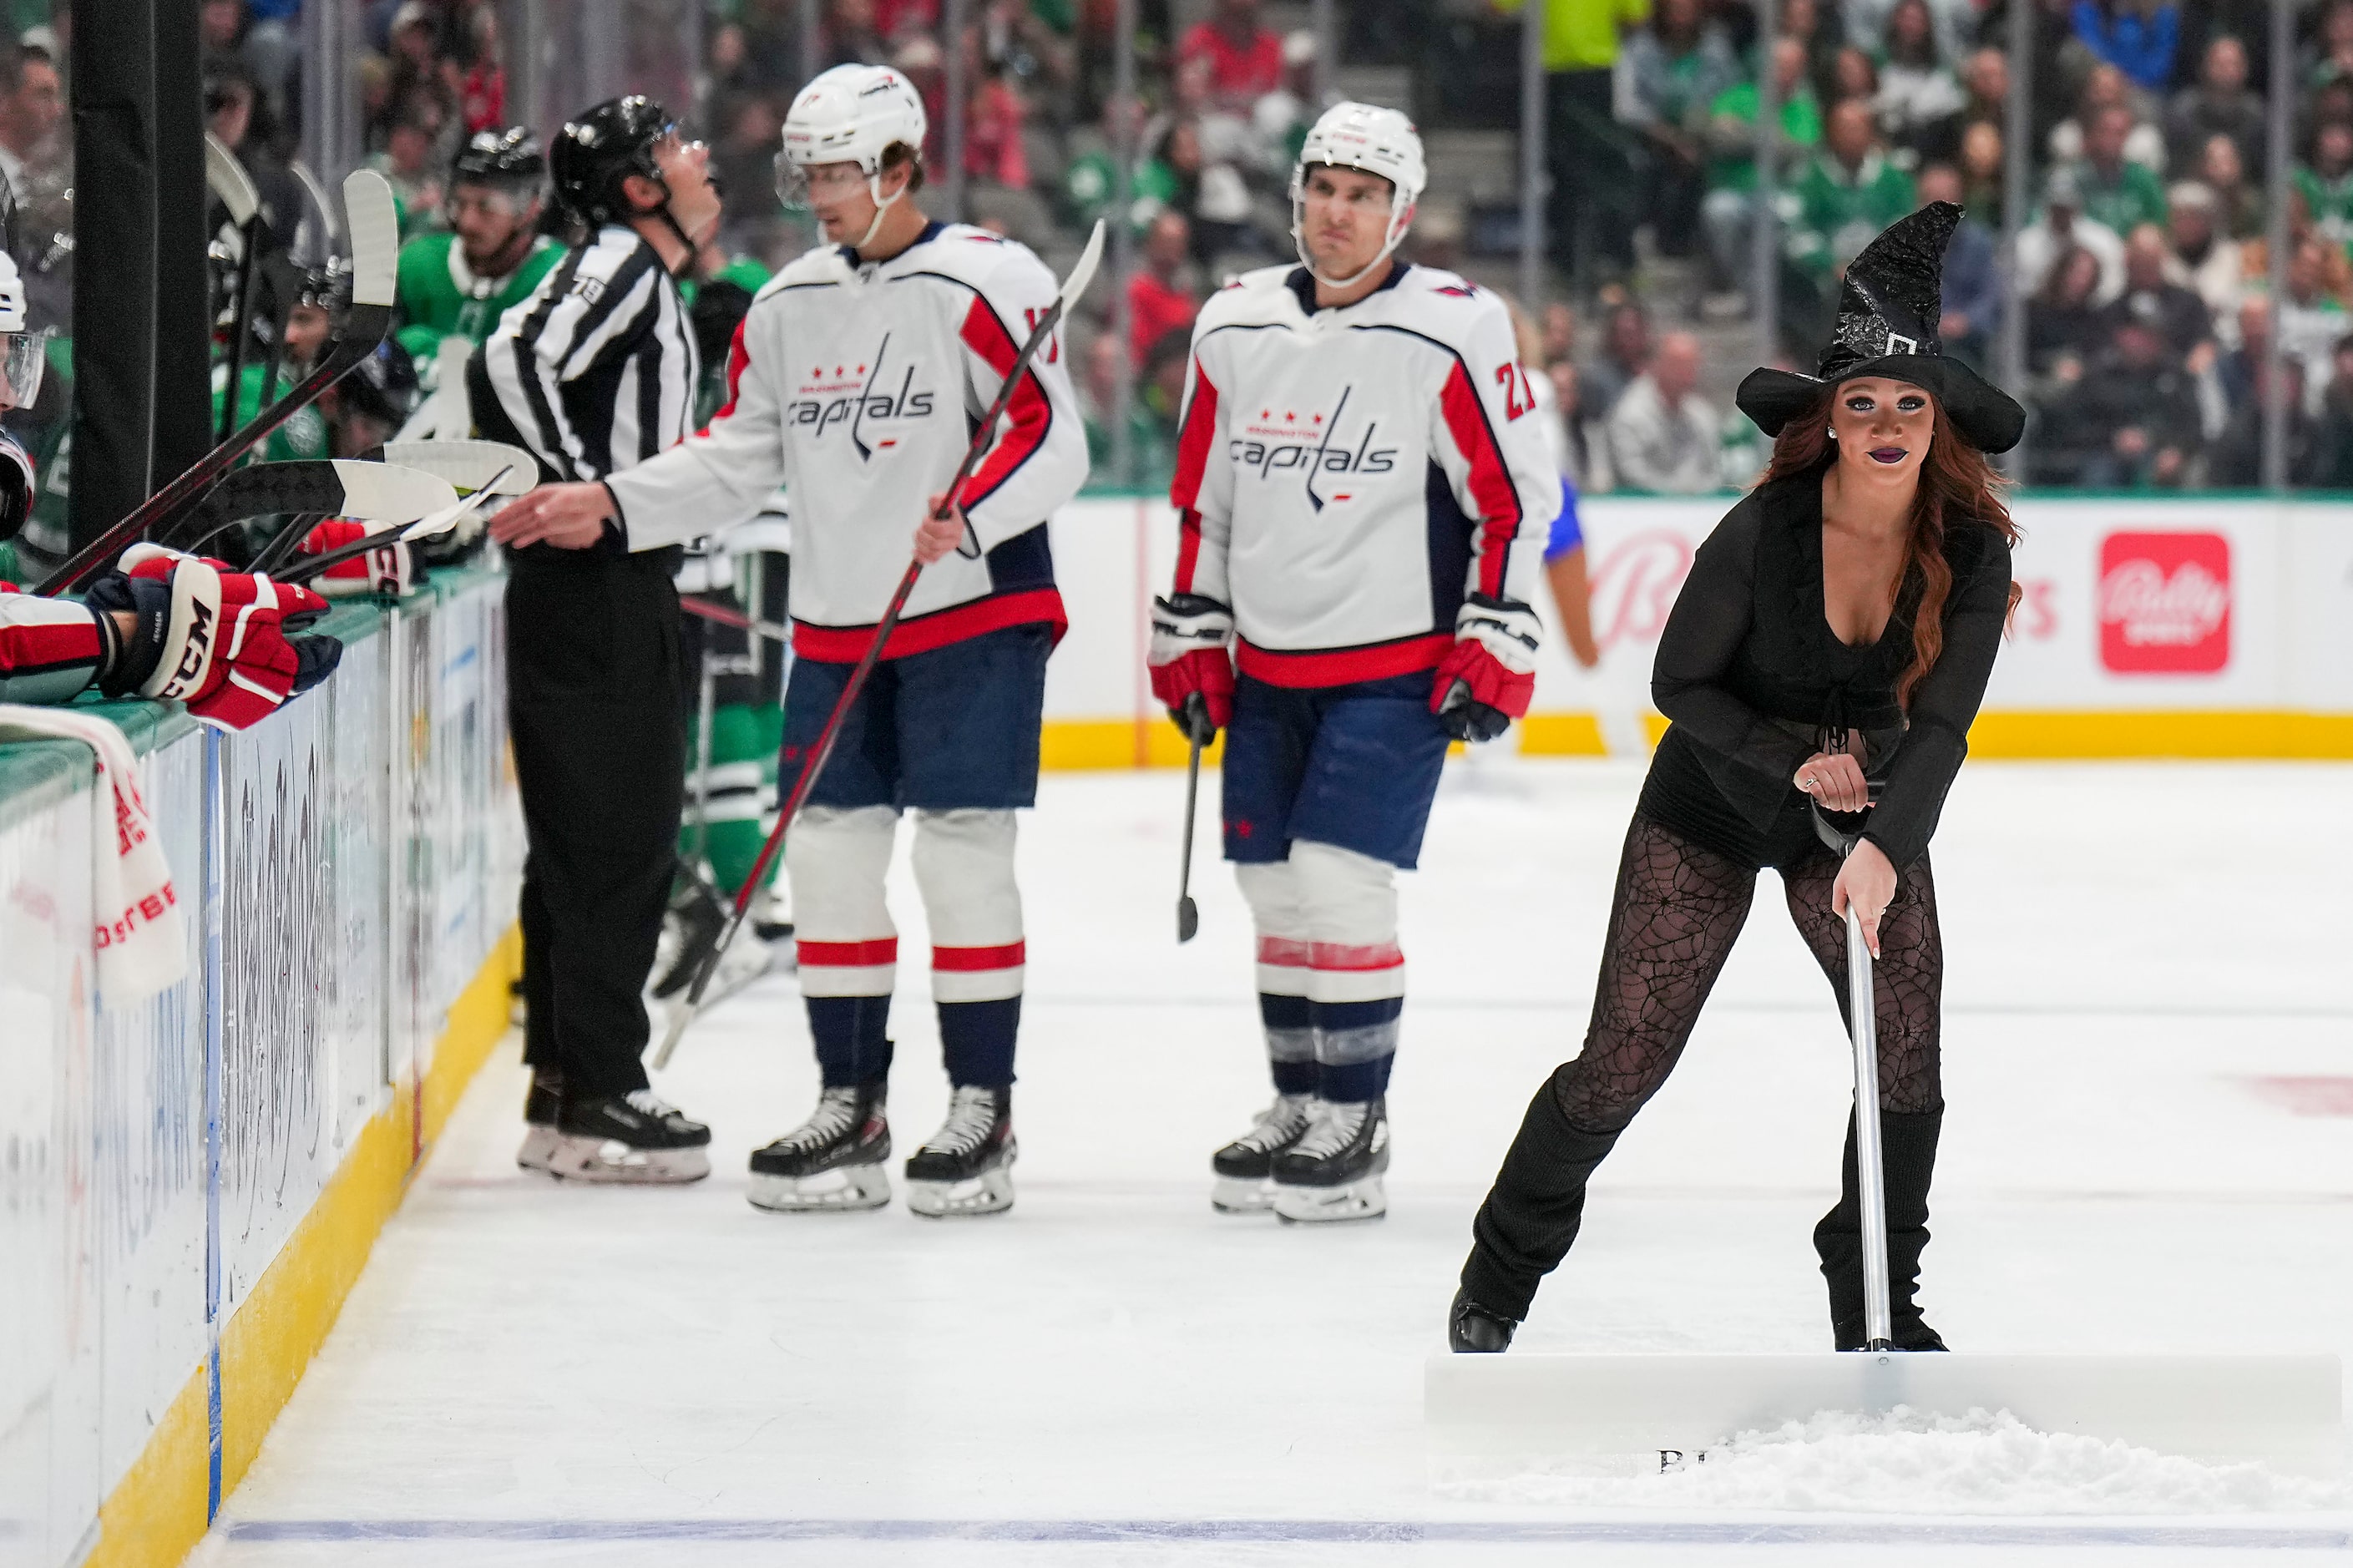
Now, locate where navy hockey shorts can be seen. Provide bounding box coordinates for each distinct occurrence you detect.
[783,622,1050,812]
[1221,670,1454,870]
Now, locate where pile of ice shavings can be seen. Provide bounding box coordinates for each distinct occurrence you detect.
[1439,1407,2352,1515]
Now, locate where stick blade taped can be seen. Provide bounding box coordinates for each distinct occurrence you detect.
[1427,1352,2345,1475]
[378,438,539,495]
[340,169,399,308]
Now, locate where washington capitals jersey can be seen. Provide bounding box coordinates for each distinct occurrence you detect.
[1168,264,1557,686]
[603,221,1087,660]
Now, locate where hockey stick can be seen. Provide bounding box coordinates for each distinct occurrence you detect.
[1176,708,1204,943]
[276,466,516,585]
[680,593,792,643]
[650,219,1106,1070]
[205,134,266,447]
[370,439,539,498]
[35,169,400,596]
[164,459,461,556]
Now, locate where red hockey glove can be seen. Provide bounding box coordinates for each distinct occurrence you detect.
[118,544,342,731]
[297,518,417,597]
[1431,594,1541,744]
[1148,593,1235,742]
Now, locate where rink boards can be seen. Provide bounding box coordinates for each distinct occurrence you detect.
[0,573,523,1568]
[1034,493,2353,765]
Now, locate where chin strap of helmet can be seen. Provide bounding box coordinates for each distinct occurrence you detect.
[854,167,909,250]
[1292,180,1415,291]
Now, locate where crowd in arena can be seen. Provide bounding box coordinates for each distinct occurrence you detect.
[15,0,2353,491]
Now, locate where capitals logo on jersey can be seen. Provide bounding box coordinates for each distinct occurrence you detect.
[1227,387,1398,512]
[785,333,938,460]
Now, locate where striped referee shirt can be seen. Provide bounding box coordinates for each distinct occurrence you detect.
[480,224,699,484]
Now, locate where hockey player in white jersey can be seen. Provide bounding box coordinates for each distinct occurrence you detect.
[1148,104,1559,1223]
[492,64,1088,1218]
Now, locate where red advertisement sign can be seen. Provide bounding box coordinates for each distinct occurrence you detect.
[2098,531,2230,674]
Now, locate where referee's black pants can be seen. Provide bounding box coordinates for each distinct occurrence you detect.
[508,545,686,1099]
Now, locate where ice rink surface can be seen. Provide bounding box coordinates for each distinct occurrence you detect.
[196,760,2353,1566]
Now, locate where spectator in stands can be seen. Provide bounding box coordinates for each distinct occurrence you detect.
[1829,45,1879,108]
[2199,132,2266,237]
[1621,0,1738,259]
[1126,210,1198,366]
[1250,30,1323,176]
[2072,104,2170,235]
[964,59,1032,190]
[2217,293,2271,409]
[1580,298,1653,420]
[1841,0,1971,68]
[2295,120,2353,260]
[2027,244,2108,376]
[454,3,508,135]
[1698,37,1822,296]
[1541,301,1578,367]
[2209,352,2316,483]
[205,58,303,242]
[2018,166,2127,301]
[1779,0,1843,108]
[2168,181,2246,327]
[1958,47,2009,143]
[1871,0,1966,161]
[2165,36,2264,175]
[2104,220,2214,362]
[2040,316,2201,484]
[1498,0,1650,286]
[1960,119,2006,225]
[2278,235,2350,392]
[1917,163,1998,367]
[2071,0,2179,94]
[2308,0,2353,90]
[0,44,63,203]
[1784,98,1916,283]
[1607,330,1720,493]
[2309,333,2353,484]
[823,0,892,68]
[371,97,448,237]
[1177,0,1282,114]
[2049,63,2166,171]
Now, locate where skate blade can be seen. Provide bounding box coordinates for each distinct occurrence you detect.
[906,1165,1015,1218]
[1211,1175,1278,1214]
[546,1135,711,1186]
[1273,1175,1388,1224]
[516,1125,561,1174]
[747,1163,892,1212]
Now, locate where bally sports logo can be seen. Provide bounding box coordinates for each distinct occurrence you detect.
[2097,531,2229,674]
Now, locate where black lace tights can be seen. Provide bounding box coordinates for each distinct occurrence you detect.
[1552,814,1945,1133]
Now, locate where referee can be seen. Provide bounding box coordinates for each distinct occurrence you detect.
[473,96,722,1184]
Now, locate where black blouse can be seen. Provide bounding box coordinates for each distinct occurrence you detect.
[1643,468,2014,873]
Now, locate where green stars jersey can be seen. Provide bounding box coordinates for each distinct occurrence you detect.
[392,230,564,365]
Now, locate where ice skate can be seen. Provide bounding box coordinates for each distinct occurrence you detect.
[1447,1287,1518,1353]
[905,1085,1016,1218]
[546,1090,711,1184]
[747,1085,893,1212]
[1209,1092,1314,1213]
[1271,1097,1389,1224]
[516,1069,564,1174]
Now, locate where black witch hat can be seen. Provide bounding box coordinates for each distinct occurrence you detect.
[1735,201,2026,454]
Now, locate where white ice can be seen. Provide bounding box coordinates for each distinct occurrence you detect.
[196,759,2353,1566]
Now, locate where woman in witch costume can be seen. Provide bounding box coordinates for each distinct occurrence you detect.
[1450,204,2023,1354]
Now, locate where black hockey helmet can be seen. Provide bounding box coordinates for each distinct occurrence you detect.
[453,126,546,193]
[337,338,420,429]
[551,95,676,227]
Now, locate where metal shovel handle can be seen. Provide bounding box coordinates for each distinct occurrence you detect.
[1846,898,1894,1353]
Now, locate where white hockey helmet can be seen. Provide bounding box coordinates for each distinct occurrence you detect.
[777,64,929,245]
[1290,102,1427,288]
[0,250,45,410]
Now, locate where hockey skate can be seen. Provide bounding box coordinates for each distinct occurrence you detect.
[747,1085,893,1212]
[546,1090,712,1184]
[1209,1093,1314,1213]
[1271,1098,1389,1224]
[516,1069,564,1175]
[904,1085,1017,1218]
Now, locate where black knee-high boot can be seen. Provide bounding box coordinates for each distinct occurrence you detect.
[1814,1108,1945,1351]
[1460,1074,1627,1328]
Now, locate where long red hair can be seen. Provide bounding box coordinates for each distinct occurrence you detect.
[1759,389,2022,707]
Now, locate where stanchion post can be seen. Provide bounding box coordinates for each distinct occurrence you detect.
[2262,0,2295,493]
[1109,0,1138,489]
[1519,0,1546,311]
[1752,0,1782,371]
